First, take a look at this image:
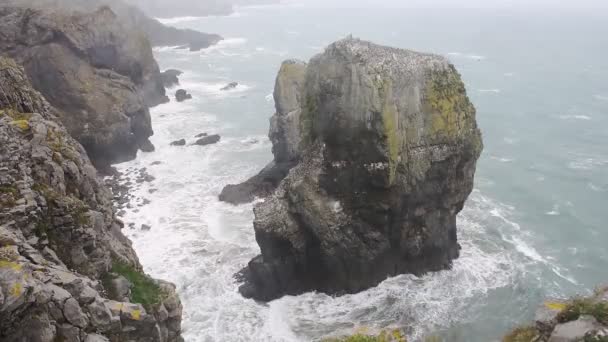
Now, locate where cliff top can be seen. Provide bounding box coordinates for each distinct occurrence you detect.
[323,36,449,74]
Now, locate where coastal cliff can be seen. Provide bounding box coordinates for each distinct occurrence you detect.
[235,37,483,301]
[0,57,182,342]
[0,5,163,169]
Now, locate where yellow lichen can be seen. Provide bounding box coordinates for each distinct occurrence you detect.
[10,120,30,131]
[0,260,22,271]
[545,301,568,311]
[130,309,142,320]
[10,283,22,297]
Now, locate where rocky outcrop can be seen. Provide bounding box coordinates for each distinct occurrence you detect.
[219,60,307,204]
[503,287,608,342]
[221,82,239,91]
[0,57,182,341]
[235,38,483,301]
[175,89,192,102]
[0,5,168,168]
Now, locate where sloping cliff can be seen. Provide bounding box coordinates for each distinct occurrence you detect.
[236,37,483,301]
[0,57,182,342]
[0,5,164,169]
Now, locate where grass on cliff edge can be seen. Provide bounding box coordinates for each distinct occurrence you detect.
[324,330,407,342]
[103,260,164,309]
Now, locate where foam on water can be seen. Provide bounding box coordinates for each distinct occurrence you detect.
[478,89,501,93]
[559,114,592,120]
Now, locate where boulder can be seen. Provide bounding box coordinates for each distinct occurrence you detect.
[193,134,221,146]
[235,37,483,301]
[170,139,186,146]
[220,82,239,91]
[195,133,208,138]
[175,89,192,102]
[549,316,602,342]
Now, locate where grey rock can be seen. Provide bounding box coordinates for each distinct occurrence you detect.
[111,276,132,301]
[170,139,187,146]
[63,297,89,328]
[175,89,192,102]
[85,334,110,342]
[193,134,221,146]
[235,37,483,301]
[141,224,152,231]
[195,133,208,138]
[549,315,601,342]
[160,69,183,87]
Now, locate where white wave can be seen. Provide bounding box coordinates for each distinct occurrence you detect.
[478,89,501,93]
[545,204,560,216]
[467,54,486,60]
[446,52,462,56]
[156,16,202,25]
[503,72,515,77]
[285,30,300,36]
[568,157,608,170]
[559,115,592,120]
[490,156,514,162]
[588,182,606,192]
[265,92,274,102]
[178,80,252,99]
[503,137,518,145]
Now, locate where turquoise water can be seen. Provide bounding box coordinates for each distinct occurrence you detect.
[117,3,608,341]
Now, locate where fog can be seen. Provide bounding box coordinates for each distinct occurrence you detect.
[295,0,608,10]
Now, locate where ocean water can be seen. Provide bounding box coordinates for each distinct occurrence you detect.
[117,3,608,341]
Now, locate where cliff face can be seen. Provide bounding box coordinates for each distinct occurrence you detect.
[237,38,483,301]
[0,57,182,342]
[0,5,164,169]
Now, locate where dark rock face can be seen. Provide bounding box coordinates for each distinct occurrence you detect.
[236,38,483,301]
[220,82,239,91]
[193,134,221,146]
[219,60,306,204]
[161,69,183,88]
[0,5,166,168]
[175,89,192,102]
[170,139,186,146]
[0,57,182,341]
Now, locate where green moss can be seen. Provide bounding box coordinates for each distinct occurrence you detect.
[106,260,164,310]
[557,298,608,324]
[0,185,18,208]
[324,330,406,342]
[378,78,400,185]
[424,66,473,139]
[502,326,539,342]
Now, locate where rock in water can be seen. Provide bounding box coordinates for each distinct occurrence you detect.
[170,139,187,146]
[237,37,483,301]
[160,69,183,87]
[0,5,165,168]
[193,134,221,146]
[220,82,239,91]
[175,89,193,102]
[0,57,182,341]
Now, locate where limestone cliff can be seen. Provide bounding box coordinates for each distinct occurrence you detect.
[0,57,182,341]
[0,5,164,169]
[236,37,483,301]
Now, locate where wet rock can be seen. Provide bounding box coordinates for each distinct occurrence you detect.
[175,89,192,102]
[141,224,152,231]
[151,161,162,166]
[220,82,239,91]
[193,134,221,146]
[170,139,186,146]
[195,133,208,138]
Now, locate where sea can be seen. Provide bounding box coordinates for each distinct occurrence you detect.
[114,2,608,341]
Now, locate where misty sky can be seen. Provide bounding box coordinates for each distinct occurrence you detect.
[297,0,608,10]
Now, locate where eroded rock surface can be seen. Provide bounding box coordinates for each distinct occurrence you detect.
[0,57,182,342]
[236,37,483,301]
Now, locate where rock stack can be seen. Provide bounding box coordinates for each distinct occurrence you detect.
[232,37,483,301]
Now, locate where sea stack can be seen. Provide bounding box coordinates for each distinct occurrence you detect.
[236,37,483,301]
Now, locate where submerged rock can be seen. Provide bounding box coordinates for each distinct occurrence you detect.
[193,134,221,146]
[170,139,187,146]
[175,89,192,102]
[0,57,182,341]
[220,82,239,91]
[236,37,483,301]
